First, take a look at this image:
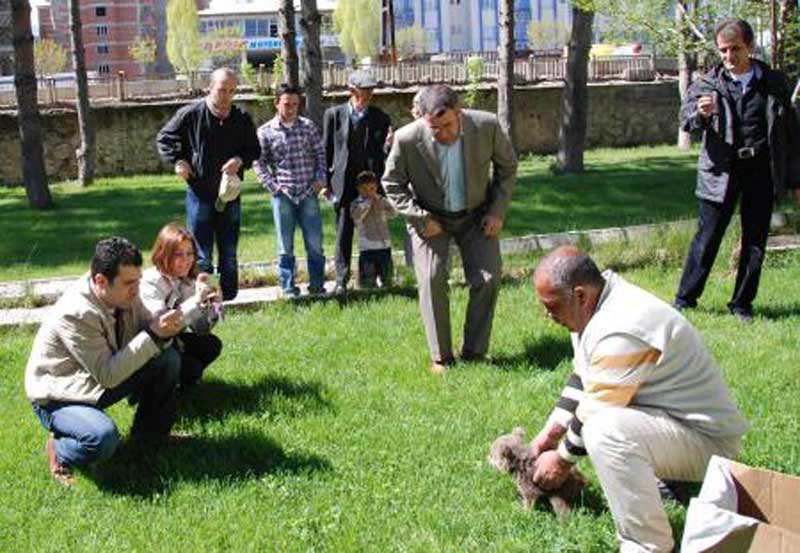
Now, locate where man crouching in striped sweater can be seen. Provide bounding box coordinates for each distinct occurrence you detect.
[530,246,748,553]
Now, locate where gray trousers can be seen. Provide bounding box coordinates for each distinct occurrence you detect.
[409,213,502,362]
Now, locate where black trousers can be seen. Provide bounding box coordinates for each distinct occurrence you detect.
[334,202,356,287]
[178,332,222,390]
[675,156,773,312]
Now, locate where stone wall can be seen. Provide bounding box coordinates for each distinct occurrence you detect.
[0,81,680,185]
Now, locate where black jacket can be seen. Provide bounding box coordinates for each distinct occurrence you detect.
[157,100,260,202]
[681,59,800,203]
[323,102,392,201]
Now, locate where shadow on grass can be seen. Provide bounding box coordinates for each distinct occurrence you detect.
[90,429,331,498]
[177,374,331,423]
[492,334,573,372]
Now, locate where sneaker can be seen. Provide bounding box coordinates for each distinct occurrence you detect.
[430,358,454,375]
[333,284,347,297]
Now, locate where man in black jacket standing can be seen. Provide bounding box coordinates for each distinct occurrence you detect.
[157,68,260,301]
[323,70,392,294]
[674,19,800,323]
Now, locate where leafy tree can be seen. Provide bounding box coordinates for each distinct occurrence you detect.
[166,0,202,75]
[201,26,246,68]
[463,56,484,108]
[395,24,430,58]
[334,0,380,59]
[527,20,570,50]
[69,0,95,185]
[11,0,52,209]
[271,55,285,93]
[34,39,68,76]
[129,37,157,67]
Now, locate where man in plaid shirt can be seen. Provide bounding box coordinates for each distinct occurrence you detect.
[255,85,327,298]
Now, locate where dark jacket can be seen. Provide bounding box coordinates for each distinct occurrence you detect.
[323,102,392,201]
[682,59,800,203]
[157,100,260,202]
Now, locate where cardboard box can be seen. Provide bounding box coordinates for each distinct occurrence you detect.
[682,456,800,552]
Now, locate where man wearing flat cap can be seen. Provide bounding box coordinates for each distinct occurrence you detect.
[323,70,393,294]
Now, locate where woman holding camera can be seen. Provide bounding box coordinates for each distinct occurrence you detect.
[141,222,223,391]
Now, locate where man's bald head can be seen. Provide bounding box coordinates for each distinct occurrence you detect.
[207,68,238,117]
[210,67,238,87]
[534,245,604,295]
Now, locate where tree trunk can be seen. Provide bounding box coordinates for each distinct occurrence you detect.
[557,5,593,173]
[676,0,696,150]
[299,0,324,128]
[11,0,52,209]
[279,0,300,88]
[69,0,95,185]
[496,0,514,147]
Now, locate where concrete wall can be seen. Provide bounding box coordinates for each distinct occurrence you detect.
[0,81,680,185]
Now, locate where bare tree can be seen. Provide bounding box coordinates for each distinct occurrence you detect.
[279,0,300,87]
[676,0,697,150]
[557,4,594,173]
[497,0,515,147]
[11,0,52,209]
[69,0,95,185]
[299,0,324,127]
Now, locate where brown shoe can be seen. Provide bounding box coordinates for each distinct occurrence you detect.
[45,434,75,486]
[430,358,454,375]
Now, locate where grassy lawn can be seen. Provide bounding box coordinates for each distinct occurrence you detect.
[2,235,798,551]
[0,144,705,283]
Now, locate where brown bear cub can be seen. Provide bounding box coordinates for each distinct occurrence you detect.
[488,427,586,517]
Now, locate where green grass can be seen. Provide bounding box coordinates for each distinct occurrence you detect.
[2,235,798,551]
[0,144,706,283]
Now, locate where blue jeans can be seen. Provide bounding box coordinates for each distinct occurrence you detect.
[271,193,325,293]
[186,188,240,301]
[32,347,181,468]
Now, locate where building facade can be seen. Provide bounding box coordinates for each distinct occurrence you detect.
[394,0,573,53]
[198,0,340,68]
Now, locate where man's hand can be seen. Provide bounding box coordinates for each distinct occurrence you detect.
[150,309,183,338]
[312,181,324,194]
[385,126,394,149]
[533,450,573,491]
[697,94,716,119]
[175,160,192,181]
[221,157,243,175]
[531,423,566,457]
[421,216,443,238]
[481,214,503,238]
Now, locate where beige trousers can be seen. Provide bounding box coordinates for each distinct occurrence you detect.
[583,406,741,553]
[408,214,501,362]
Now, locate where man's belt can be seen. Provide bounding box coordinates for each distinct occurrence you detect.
[735,146,765,160]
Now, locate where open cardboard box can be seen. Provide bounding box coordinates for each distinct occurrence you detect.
[682,456,800,552]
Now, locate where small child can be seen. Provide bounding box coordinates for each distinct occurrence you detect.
[350,171,396,289]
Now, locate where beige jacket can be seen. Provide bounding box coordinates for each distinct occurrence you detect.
[24,274,161,405]
[382,109,517,233]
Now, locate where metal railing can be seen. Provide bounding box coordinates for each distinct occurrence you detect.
[0,55,670,107]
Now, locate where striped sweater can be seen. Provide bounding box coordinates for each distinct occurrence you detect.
[547,271,749,464]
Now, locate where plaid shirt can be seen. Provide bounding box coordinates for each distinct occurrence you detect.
[254,116,326,203]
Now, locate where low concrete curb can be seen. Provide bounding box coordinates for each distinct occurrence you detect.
[2,214,798,329]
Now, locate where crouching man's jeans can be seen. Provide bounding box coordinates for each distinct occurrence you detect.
[583,406,741,553]
[32,347,181,468]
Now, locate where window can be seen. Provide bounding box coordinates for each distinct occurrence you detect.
[97,43,109,54]
[97,25,108,36]
[95,6,106,16]
[98,64,110,74]
[269,22,278,37]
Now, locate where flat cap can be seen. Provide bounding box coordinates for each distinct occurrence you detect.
[347,70,377,89]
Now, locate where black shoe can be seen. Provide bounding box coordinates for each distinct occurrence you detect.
[730,308,754,324]
[672,300,694,312]
[333,284,347,296]
[656,479,691,506]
